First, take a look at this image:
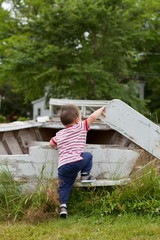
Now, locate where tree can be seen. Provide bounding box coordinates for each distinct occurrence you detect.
[124,0,160,119]
[0,0,160,117]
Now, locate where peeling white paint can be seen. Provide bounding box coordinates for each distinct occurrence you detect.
[0,144,139,185]
[1,98,159,186]
[101,99,160,159]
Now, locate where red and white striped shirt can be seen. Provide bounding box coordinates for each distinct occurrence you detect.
[51,120,89,168]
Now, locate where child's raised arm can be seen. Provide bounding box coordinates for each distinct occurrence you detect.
[87,106,106,126]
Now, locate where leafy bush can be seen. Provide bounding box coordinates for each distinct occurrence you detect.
[17,116,29,121]
[0,115,6,123]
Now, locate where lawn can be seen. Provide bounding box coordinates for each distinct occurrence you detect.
[0,214,160,240]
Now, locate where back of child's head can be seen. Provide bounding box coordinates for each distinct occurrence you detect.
[60,104,80,126]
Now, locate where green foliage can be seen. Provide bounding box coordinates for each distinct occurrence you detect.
[0,166,25,221]
[0,81,32,121]
[0,164,160,222]
[0,214,160,240]
[0,115,6,123]
[69,167,160,217]
[98,169,160,216]
[0,166,58,222]
[17,116,29,121]
[125,0,160,118]
[2,0,159,115]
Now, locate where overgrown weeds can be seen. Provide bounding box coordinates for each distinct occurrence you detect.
[0,165,160,223]
[0,166,59,222]
[69,165,160,217]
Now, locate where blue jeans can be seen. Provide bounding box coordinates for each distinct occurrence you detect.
[58,152,93,205]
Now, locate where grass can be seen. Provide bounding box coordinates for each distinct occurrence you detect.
[0,214,160,240]
[0,166,59,222]
[0,164,160,240]
[0,164,160,222]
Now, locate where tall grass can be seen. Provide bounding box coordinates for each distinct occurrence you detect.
[69,165,160,217]
[0,166,25,221]
[0,166,59,222]
[0,164,159,222]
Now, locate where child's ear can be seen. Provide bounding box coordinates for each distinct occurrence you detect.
[75,117,79,123]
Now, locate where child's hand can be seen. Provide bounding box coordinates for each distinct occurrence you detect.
[101,106,106,117]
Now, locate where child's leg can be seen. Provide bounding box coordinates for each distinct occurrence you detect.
[80,152,96,182]
[58,175,76,218]
[80,152,93,175]
[58,162,80,217]
[58,173,77,205]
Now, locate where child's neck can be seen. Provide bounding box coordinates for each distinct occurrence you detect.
[65,122,76,128]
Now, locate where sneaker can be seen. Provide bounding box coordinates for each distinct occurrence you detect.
[81,175,96,183]
[60,204,67,218]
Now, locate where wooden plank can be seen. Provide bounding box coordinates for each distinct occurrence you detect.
[49,98,109,118]
[101,99,160,159]
[2,132,23,154]
[17,129,37,153]
[0,142,8,155]
[74,178,130,187]
[49,98,109,107]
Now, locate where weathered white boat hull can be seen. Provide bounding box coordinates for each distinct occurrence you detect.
[0,144,139,185]
[1,98,159,186]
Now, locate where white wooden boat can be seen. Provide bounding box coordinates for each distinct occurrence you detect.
[0,99,159,187]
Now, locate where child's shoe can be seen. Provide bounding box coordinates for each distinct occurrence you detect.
[60,204,67,218]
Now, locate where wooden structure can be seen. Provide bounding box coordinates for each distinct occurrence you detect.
[0,98,159,187]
